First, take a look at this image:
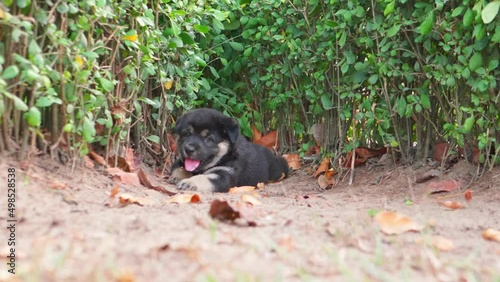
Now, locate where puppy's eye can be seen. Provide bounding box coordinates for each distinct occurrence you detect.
[203,135,214,143]
[182,130,191,137]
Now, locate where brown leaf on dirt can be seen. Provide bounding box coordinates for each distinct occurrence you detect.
[464,189,472,202]
[254,131,278,150]
[118,193,145,206]
[482,228,500,242]
[166,133,177,153]
[110,184,120,197]
[115,270,136,282]
[241,194,262,206]
[20,160,29,171]
[305,145,320,156]
[433,142,451,163]
[49,180,67,190]
[415,169,442,184]
[282,154,301,170]
[251,125,262,143]
[137,169,177,196]
[317,172,335,189]
[374,211,423,235]
[108,155,131,172]
[416,236,454,251]
[107,167,141,186]
[167,193,201,204]
[313,157,330,177]
[125,147,141,172]
[209,200,241,221]
[437,201,465,210]
[208,200,257,226]
[88,151,108,167]
[228,186,255,194]
[426,179,460,193]
[83,155,95,168]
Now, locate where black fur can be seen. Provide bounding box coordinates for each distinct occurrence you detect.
[170,108,289,192]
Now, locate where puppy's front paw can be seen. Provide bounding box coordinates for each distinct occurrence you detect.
[177,175,215,192]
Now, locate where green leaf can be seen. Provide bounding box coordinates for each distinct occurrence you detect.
[24,107,41,127]
[420,93,431,109]
[194,25,210,34]
[243,47,253,57]
[99,77,114,92]
[229,42,244,51]
[194,56,207,67]
[462,116,475,133]
[384,0,395,16]
[463,8,474,27]
[419,12,434,35]
[481,1,500,24]
[452,6,464,17]
[82,117,96,143]
[4,92,28,111]
[179,32,195,45]
[2,65,19,80]
[469,52,483,71]
[368,74,378,84]
[320,94,333,109]
[147,135,160,144]
[396,97,407,117]
[386,24,401,37]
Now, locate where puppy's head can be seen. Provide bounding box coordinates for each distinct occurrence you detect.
[173,108,239,173]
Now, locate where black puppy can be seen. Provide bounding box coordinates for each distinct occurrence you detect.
[170,108,289,192]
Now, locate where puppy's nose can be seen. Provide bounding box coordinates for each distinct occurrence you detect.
[183,143,196,155]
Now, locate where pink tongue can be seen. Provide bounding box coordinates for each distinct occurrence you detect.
[184,158,201,172]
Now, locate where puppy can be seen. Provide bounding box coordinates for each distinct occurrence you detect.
[170,108,289,192]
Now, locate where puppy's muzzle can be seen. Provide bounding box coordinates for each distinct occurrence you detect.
[183,143,198,157]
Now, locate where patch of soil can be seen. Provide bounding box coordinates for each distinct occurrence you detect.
[1,157,499,281]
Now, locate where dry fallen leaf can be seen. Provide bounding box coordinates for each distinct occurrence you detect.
[282,154,302,170]
[313,157,330,177]
[138,169,177,196]
[125,147,141,172]
[426,179,460,193]
[254,131,278,150]
[228,186,255,193]
[88,151,108,167]
[374,211,423,235]
[209,200,240,221]
[416,236,454,251]
[251,125,262,143]
[110,184,120,197]
[50,180,67,190]
[482,228,500,242]
[437,201,465,210]
[107,167,141,186]
[464,189,472,202]
[83,155,95,168]
[118,193,145,206]
[241,194,262,206]
[167,193,201,204]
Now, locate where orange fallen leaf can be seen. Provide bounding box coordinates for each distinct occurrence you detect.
[110,185,120,197]
[125,147,141,172]
[107,167,141,186]
[426,179,460,193]
[108,155,131,172]
[49,180,67,190]
[209,200,241,221]
[374,211,423,235]
[228,186,255,193]
[416,236,454,251]
[482,228,500,242]
[254,131,278,150]
[251,125,262,143]
[313,157,330,177]
[464,189,472,202]
[282,154,301,170]
[241,194,262,206]
[118,193,144,206]
[137,169,177,196]
[167,193,201,204]
[88,151,108,167]
[437,201,465,210]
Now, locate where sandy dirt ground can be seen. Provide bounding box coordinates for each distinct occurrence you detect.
[1,156,499,282]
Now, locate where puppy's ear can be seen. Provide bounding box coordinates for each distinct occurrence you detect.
[222,117,240,144]
[173,115,186,135]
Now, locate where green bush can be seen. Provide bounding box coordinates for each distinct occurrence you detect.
[1,0,498,171]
